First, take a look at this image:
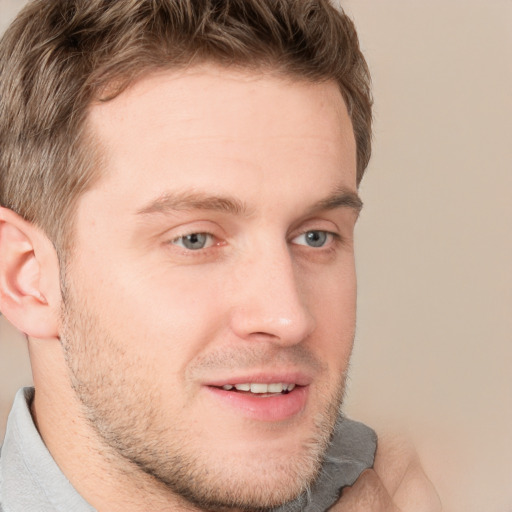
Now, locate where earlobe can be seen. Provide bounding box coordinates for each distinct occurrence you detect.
[0,207,60,339]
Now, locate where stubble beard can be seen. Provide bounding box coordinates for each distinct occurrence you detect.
[59,283,347,511]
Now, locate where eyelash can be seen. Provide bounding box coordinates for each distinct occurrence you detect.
[170,232,219,251]
[169,229,341,254]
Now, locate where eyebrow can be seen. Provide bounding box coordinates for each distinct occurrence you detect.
[137,191,250,216]
[308,187,363,215]
[136,187,362,217]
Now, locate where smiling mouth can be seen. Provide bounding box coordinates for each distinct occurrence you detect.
[211,383,297,396]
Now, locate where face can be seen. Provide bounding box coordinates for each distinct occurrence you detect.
[60,65,359,510]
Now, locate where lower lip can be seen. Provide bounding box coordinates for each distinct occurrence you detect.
[204,386,308,422]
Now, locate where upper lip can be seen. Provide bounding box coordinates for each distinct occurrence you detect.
[204,370,313,388]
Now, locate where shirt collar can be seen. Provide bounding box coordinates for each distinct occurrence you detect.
[0,387,95,512]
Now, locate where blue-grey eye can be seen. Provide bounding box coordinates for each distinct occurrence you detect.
[173,233,212,250]
[305,231,328,247]
[292,230,331,248]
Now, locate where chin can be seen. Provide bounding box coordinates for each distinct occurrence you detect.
[160,447,323,511]
[137,413,335,511]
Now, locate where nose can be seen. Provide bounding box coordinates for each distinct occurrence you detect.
[228,244,316,346]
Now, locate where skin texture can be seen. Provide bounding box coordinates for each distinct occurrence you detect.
[0,65,441,512]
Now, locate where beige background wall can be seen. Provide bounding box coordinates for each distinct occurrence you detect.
[1,1,511,511]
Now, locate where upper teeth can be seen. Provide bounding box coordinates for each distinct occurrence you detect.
[221,383,296,393]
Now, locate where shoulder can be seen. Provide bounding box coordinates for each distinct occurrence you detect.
[373,434,442,512]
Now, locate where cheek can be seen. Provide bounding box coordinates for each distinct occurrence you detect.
[305,255,357,313]
[70,256,229,377]
[305,262,357,362]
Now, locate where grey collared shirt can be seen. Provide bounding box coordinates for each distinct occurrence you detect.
[0,388,94,512]
[0,388,376,512]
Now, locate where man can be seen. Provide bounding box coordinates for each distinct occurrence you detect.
[0,1,440,510]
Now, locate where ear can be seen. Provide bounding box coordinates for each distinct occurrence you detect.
[0,207,61,339]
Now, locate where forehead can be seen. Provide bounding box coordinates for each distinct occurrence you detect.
[91,65,351,132]
[84,65,356,209]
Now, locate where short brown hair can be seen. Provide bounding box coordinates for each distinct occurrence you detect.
[0,0,372,252]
